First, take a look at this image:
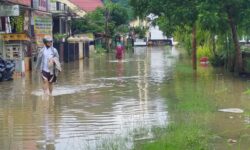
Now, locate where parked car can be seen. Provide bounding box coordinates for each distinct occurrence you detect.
[134,38,147,46]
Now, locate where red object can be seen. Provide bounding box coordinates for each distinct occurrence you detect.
[116,46,124,60]
[200,57,208,63]
[70,0,103,12]
[8,0,31,6]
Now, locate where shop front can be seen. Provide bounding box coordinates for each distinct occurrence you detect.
[0,2,31,75]
[0,0,53,74]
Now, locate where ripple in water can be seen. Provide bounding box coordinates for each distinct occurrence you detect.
[31,84,113,96]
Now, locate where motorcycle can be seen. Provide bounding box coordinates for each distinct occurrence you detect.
[0,57,15,82]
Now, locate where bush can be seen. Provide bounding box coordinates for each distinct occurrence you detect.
[134,27,147,39]
[210,54,225,67]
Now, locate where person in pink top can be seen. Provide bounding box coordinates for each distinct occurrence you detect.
[116,42,124,60]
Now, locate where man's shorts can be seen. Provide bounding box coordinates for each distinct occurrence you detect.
[42,70,56,83]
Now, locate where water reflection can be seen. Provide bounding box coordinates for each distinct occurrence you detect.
[0,46,178,149]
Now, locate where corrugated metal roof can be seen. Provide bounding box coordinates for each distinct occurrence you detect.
[70,0,103,12]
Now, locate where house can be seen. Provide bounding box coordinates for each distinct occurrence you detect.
[56,0,87,17]
[130,14,174,46]
[0,0,53,74]
[70,0,103,12]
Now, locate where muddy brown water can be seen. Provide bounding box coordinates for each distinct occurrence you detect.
[0,47,175,150]
[0,46,250,150]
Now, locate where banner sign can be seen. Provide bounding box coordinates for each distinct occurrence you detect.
[0,5,19,17]
[33,11,52,47]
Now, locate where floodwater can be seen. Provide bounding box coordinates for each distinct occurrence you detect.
[0,47,178,150]
[1,46,250,150]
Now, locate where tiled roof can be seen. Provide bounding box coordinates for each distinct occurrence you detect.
[70,0,103,12]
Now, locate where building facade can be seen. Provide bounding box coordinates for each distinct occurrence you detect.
[0,0,53,73]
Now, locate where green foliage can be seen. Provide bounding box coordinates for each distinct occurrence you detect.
[110,5,129,26]
[53,33,67,42]
[111,0,134,19]
[174,27,192,55]
[136,123,210,150]
[134,26,147,39]
[129,0,150,19]
[10,11,24,33]
[95,43,107,54]
[116,24,129,34]
[130,0,250,72]
[72,4,129,36]
[156,16,176,37]
[72,8,105,33]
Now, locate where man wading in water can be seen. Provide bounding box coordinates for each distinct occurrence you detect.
[36,37,61,95]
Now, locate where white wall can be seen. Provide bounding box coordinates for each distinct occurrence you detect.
[149,26,168,40]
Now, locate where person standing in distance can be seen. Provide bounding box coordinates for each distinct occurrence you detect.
[36,37,61,95]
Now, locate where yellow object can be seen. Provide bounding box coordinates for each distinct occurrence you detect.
[2,33,30,41]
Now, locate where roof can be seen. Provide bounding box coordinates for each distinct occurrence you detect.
[69,0,103,12]
[58,0,87,17]
[7,0,31,6]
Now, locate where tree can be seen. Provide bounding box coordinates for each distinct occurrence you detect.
[222,0,249,72]
[72,8,105,33]
[111,5,129,26]
[130,0,200,70]
[72,1,130,51]
[111,0,134,19]
[130,0,250,73]
[72,3,129,35]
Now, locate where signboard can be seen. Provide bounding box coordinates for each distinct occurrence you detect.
[33,11,52,47]
[0,5,19,17]
[32,0,48,11]
[38,0,48,11]
[7,0,31,6]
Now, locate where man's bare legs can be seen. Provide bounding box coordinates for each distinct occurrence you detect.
[48,83,53,95]
[43,79,50,95]
[43,80,53,95]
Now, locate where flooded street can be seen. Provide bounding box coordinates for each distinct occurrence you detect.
[1,46,250,150]
[0,47,178,150]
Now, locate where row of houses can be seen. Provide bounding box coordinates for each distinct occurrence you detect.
[0,0,103,74]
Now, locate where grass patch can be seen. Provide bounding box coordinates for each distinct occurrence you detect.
[173,85,214,113]
[135,62,215,150]
[136,123,210,150]
[174,63,194,75]
[167,63,215,113]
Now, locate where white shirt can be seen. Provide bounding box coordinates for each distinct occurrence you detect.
[42,47,54,72]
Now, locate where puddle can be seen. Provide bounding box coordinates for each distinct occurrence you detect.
[218,108,244,113]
